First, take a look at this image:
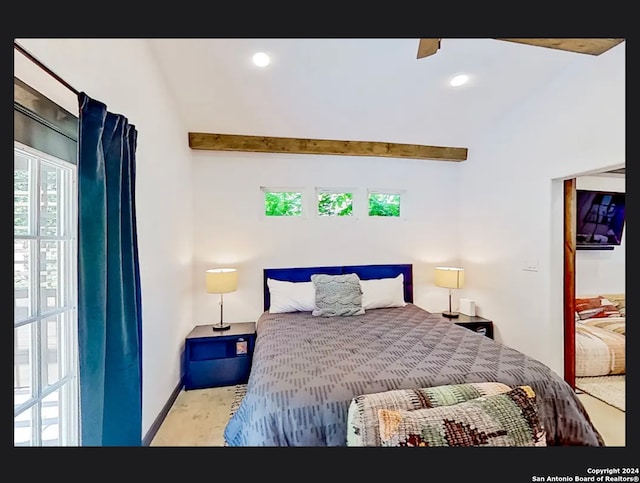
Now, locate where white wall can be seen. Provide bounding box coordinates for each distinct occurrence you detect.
[457,44,625,375]
[14,39,195,437]
[575,175,625,296]
[192,151,464,325]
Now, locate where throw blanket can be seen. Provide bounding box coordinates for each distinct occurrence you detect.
[224,304,603,446]
[576,322,625,376]
[347,381,515,446]
[376,385,546,447]
[581,316,625,335]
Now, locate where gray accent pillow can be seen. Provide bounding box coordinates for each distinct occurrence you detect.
[311,273,365,317]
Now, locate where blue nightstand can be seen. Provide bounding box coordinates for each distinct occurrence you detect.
[184,322,256,390]
[450,314,494,339]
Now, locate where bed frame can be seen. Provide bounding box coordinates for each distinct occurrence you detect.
[263,263,413,311]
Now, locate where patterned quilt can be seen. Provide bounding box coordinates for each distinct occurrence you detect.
[376,385,546,447]
[347,381,516,446]
[223,304,603,446]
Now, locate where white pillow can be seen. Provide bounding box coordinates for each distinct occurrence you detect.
[267,278,315,313]
[360,274,407,310]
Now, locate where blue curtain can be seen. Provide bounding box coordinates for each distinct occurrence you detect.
[77,92,142,446]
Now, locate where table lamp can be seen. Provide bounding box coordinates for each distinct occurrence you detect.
[206,268,238,331]
[434,266,464,318]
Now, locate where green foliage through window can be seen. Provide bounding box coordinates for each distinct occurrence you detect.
[317,192,353,216]
[264,192,302,216]
[368,193,400,217]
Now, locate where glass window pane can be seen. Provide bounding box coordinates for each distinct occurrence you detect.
[14,239,32,321]
[40,162,63,236]
[42,315,61,387]
[42,391,60,446]
[15,324,34,407]
[368,193,401,217]
[15,405,35,447]
[264,192,302,216]
[318,192,353,216]
[14,151,32,236]
[40,240,63,311]
[15,138,78,447]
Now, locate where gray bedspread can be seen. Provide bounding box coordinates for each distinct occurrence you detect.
[223,304,604,446]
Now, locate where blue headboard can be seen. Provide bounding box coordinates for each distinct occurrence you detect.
[263,264,413,311]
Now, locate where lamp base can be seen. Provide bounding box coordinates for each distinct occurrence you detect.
[212,323,231,331]
[442,311,459,319]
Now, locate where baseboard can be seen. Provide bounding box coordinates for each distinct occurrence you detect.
[142,378,183,446]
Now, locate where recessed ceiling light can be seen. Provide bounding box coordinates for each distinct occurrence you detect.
[450,74,469,87]
[252,52,270,67]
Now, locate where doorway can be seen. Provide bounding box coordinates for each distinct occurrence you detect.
[562,168,626,390]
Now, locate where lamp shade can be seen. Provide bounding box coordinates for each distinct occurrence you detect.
[434,266,464,289]
[206,268,238,294]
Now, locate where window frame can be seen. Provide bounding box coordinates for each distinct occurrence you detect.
[14,142,79,446]
[260,186,308,219]
[314,187,358,218]
[367,188,406,219]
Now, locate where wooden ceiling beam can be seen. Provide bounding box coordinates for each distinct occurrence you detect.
[188,132,468,162]
[496,38,624,56]
[417,38,441,59]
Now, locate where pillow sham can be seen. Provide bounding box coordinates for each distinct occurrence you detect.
[601,293,625,316]
[575,296,621,319]
[311,273,364,317]
[267,278,315,313]
[377,386,546,447]
[360,274,407,310]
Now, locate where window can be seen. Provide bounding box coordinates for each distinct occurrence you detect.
[317,190,353,216]
[14,143,78,446]
[263,189,303,217]
[368,192,401,217]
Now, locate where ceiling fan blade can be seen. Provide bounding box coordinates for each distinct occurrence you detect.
[496,38,624,56]
[417,38,441,59]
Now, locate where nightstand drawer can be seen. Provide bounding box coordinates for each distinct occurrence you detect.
[190,337,249,361]
[185,357,252,389]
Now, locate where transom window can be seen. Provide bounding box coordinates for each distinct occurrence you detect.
[317,190,353,217]
[368,192,401,217]
[260,187,404,219]
[263,189,303,217]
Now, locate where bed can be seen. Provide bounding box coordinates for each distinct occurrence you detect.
[575,295,626,377]
[223,264,603,446]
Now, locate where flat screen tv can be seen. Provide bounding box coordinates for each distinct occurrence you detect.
[576,189,625,248]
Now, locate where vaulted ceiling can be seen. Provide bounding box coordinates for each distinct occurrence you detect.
[147,38,624,161]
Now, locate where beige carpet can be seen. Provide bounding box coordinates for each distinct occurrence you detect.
[150,385,238,446]
[576,375,625,412]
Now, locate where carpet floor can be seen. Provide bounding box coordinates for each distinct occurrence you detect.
[149,384,238,446]
[576,375,625,412]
